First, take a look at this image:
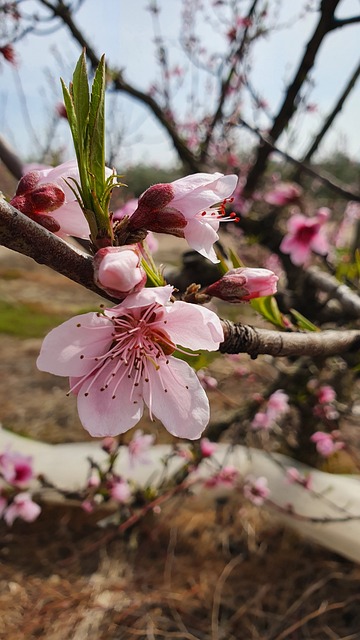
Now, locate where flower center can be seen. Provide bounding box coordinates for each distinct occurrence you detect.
[199,197,239,222]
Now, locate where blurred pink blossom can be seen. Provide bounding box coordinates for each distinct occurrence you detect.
[280,208,330,265]
[110,478,132,503]
[243,476,270,506]
[4,492,41,526]
[285,467,312,490]
[0,450,34,488]
[128,429,155,466]
[264,182,302,207]
[310,431,345,457]
[205,466,239,488]
[200,438,217,458]
[317,385,336,404]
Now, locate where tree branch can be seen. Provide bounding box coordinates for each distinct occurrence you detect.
[1,197,359,360]
[331,15,360,29]
[0,135,24,180]
[306,266,360,317]
[219,320,360,358]
[242,0,341,195]
[238,118,360,202]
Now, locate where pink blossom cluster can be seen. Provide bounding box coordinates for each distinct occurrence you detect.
[251,390,290,431]
[310,430,345,458]
[280,208,330,265]
[0,450,41,526]
[243,475,270,506]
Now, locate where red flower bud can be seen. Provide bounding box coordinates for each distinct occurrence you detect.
[15,171,40,196]
[128,183,187,236]
[204,267,278,303]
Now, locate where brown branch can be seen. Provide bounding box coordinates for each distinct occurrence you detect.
[1,197,359,359]
[0,134,24,180]
[37,0,202,173]
[219,320,360,358]
[238,118,360,202]
[331,15,360,29]
[242,0,341,196]
[305,266,360,317]
[0,196,110,300]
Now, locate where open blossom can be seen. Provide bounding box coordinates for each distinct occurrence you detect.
[127,173,238,263]
[0,450,34,488]
[109,478,132,503]
[316,385,336,404]
[264,182,302,207]
[310,431,345,457]
[285,467,312,490]
[200,437,217,458]
[37,286,224,439]
[204,267,278,303]
[251,390,289,430]
[280,208,330,265]
[243,475,270,506]
[93,246,146,298]
[4,492,41,526]
[128,429,155,466]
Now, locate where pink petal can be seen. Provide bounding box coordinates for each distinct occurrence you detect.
[171,173,237,216]
[77,363,144,437]
[143,357,210,439]
[165,301,224,350]
[183,218,220,262]
[310,233,329,255]
[37,313,114,377]
[121,285,173,310]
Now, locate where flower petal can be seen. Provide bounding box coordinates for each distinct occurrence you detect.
[165,301,223,350]
[37,313,114,377]
[171,173,237,217]
[77,363,144,437]
[183,218,220,262]
[143,357,209,439]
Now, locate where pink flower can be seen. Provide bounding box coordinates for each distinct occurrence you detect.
[0,451,34,488]
[280,208,330,265]
[205,466,239,488]
[285,467,312,490]
[4,492,41,526]
[200,437,217,458]
[197,369,218,390]
[110,478,132,503]
[127,173,238,263]
[317,385,336,405]
[243,475,270,506]
[267,390,289,418]
[310,431,345,457]
[251,411,273,431]
[37,286,224,439]
[264,182,302,207]
[204,267,278,302]
[93,246,146,298]
[128,429,155,466]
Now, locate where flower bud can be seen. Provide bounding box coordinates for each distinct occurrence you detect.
[93,246,146,298]
[204,267,278,303]
[11,182,65,215]
[128,183,188,237]
[15,171,41,196]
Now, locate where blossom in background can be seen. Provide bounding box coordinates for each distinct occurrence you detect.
[93,246,146,298]
[251,389,289,431]
[310,430,345,457]
[128,429,155,466]
[204,267,278,303]
[264,182,302,207]
[243,475,270,506]
[200,437,217,458]
[0,450,34,488]
[127,173,238,263]
[4,492,41,526]
[37,286,224,439]
[109,478,132,503]
[317,385,336,405]
[197,369,218,390]
[285,467,312,490]
[280,208,330,265]
[205,465,239,488]
[0,44,17,65]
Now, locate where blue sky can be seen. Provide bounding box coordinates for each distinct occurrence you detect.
[1,0,360,167]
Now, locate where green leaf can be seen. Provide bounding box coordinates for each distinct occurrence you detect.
[60,80,78,151]
[214,247,230,275]
[72,50,90,148]
[87,54,106,196]
[250,295,286,328]
[228,248,245,268]
[290,309,320,332]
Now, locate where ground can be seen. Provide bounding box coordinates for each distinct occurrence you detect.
[1,243,360,639]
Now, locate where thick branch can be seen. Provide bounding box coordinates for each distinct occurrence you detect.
[0,197,108,299]
[243,0,341,195]
[219,320,360,358]
[306,266,360,317]
[37,0,202,173]
[1,198,359,359]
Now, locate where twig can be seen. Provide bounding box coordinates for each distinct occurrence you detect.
[238,118,360,202]
[306,265,360,317]
[219,319,360,358]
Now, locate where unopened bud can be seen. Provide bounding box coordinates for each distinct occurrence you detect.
[16,171,41,196]
[128,183,187,236]
[204,267,278,303]
[11,181,65,215]
[93,246,146,298]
